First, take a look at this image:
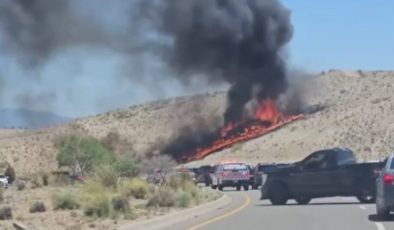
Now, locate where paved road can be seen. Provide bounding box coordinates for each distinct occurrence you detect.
[170,188,394,230]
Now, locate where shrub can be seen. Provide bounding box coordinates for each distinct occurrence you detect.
[0,206,12,220]
[111,196,130,213]
[5,165,15,184]
[121,178,149,199]
[114,157,139,177]
[168,176,199,199]
[81,181,111,218]
[56,135,116,176]
[53,192,80,210]
[29,202,46,213]
[182,181,200,200]
[173,191,192,208]
[16,181,26,191]
[92,165,119,190]
[147,187,174,207]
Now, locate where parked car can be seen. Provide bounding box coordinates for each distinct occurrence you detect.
[0,175,8,188]
[196,165,213,186]
[211,162,251,191]
[261,148,382,205]
[376,153,394,218]
[252,163,290,189]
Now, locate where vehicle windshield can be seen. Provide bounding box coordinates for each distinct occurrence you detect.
[223,164,248,171]
[258,165,280,172]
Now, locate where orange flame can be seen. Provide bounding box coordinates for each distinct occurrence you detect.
[179,99,304,163]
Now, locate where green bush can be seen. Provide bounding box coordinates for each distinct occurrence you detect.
[56,135,116,175]
[53,192,80,210]
[4,165,15,184]
[29,202,46,213]
[114,157,139,177]
[81,181,111,218]
[111,196,130,213]
[173,191,192,208]
[121,178,149,199]
[147,187,174,207]
[0,206,12,220]
[92,165,119,190]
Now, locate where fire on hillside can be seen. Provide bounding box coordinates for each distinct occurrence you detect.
[173,99,320,163]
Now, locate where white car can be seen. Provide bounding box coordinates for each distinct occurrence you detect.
[0,175,9,188]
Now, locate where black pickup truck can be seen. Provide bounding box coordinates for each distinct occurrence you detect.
[261,148,382,205]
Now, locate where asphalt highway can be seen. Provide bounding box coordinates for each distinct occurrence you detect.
[169,188,394,230]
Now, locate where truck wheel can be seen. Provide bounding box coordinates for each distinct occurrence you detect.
[356,185,375,203]
[211,185,217,190]
[295,197,311,205]
[243,185,249,191]
[236,185,241,191]
[252,184,258,190]
[218,185,223,191]
[269,183,288,205]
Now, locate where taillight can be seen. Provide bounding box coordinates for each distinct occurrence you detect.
[383,173,394,186]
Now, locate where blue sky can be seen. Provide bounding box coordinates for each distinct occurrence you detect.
[0,0,393,117]
[282,0,393,71]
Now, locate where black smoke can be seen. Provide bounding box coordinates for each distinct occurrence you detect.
[137,0,293,123]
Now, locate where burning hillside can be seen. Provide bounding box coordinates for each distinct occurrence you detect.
[177,99,304,163]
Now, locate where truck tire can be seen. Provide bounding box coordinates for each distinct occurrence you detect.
[218,185,224,191]
[269,183,288,205]
[377,206,390,220]
[252,184,258,190]
[356,184,375,204]
[236,185,241,191]
[243,185,249,191]
[211,185,217,190]
[295,197,311,205]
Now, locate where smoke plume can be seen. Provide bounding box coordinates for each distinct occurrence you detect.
[137,0,293,122]
[0,0,294,129]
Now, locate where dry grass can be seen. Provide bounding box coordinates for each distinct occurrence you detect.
[0,71,393,175]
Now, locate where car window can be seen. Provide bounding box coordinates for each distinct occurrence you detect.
[303,152,331,170]
[390,158,394,169]
[258,165,278,172]
[337,149,356,166]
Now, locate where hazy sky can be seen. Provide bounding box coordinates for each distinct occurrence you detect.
[0,0,392,117]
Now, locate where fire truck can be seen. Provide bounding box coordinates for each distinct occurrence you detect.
[211,162,251,191]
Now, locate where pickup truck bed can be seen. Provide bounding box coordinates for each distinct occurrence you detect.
[261,148,382,205]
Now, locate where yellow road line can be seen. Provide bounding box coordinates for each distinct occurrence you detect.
[186,193,251,230]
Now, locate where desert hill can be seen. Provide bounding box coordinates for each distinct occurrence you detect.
[0,70,393,175]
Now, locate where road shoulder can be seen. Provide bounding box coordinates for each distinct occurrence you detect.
[118,192,231,230]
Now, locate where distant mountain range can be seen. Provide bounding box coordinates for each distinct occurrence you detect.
[0,108,71,129]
